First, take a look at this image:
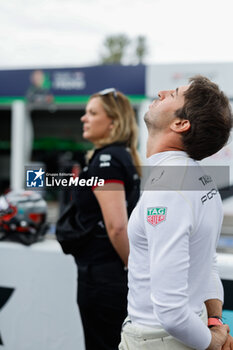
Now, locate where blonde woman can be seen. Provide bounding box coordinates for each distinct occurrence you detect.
[72,88,141,350]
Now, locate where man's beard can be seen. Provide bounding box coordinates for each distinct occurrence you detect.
[144,111,151,129]
[144,111,159,131]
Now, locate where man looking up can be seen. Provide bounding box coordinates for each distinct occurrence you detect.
[119,76,233,350]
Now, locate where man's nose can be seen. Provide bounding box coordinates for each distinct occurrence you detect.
[158,90,168,100]
[158,90,174,100]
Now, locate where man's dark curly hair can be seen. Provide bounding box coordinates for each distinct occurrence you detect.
[175,75,233,160]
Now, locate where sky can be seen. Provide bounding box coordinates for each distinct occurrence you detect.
[1,0,233,69]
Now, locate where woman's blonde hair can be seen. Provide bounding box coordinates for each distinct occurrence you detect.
[88,90,141,176]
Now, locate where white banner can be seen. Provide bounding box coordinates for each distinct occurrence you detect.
[0,240,85,350]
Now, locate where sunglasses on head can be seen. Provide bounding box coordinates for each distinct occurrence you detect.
[99,88,118,101]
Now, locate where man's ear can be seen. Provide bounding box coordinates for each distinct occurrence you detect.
[170,118,190,133]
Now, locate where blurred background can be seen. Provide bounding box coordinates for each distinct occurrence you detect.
[0,0,233,349]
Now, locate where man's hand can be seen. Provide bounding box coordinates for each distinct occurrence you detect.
[222,334,233,350]
[206,325,230,350]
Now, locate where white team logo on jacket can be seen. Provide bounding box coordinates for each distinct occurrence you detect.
[147,207,167,226]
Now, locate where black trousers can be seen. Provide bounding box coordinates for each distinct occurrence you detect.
[76,260,128,350]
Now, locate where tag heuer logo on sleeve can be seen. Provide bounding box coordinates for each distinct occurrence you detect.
[147,207,167,226]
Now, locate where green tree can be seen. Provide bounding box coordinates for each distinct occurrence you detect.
[100,34,130,64]
[100,34,148,65]
[135,35,148,64]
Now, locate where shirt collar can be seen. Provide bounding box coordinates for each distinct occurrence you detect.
[147,151,188,166]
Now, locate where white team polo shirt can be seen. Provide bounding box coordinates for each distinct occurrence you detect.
[127,151,223,350]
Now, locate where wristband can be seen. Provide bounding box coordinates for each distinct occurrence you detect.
[208,316,223,328]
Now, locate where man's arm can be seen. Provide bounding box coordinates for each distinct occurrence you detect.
[145,191,212,349]
[205,299,222,319]
[205,299,233,350]
[204,254,233,349]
